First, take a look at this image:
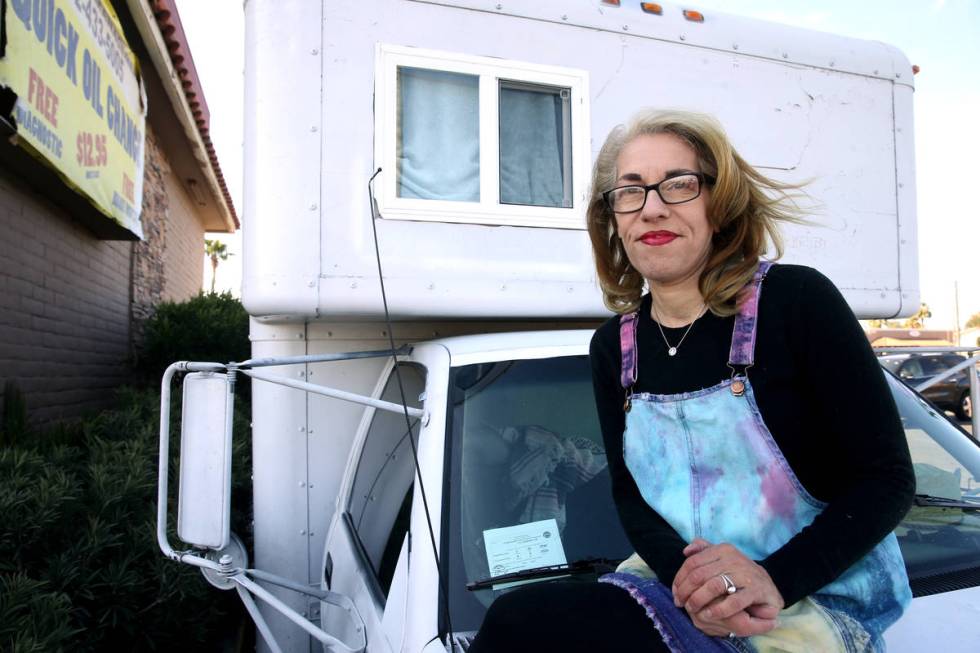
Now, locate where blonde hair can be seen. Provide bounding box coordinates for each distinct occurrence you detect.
[587,109,807,315]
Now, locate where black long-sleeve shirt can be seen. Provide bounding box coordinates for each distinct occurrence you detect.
[589,264,914,607]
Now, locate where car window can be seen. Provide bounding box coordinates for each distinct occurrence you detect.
[880,358,904,374]
[942,355,967,368]
[916,357,945,376]
[940,355,968,378]
[905,427,971,498]
[900,359,925,378]
[348,363,425,600]
[886,372,980,594]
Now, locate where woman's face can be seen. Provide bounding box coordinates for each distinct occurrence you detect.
[613,133,714,290]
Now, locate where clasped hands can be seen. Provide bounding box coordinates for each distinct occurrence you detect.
[670,538,784,638]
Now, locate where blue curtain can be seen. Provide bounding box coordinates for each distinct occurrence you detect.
[397,67,480,202]
[499,87,566,208]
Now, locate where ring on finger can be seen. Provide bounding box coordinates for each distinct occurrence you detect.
[720,573,737,595]
[728,632,737,640]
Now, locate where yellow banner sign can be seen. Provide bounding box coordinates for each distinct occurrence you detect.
[1,0,146,238]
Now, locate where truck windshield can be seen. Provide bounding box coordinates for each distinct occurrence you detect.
[440,356,980,634]
[443,355,630,632]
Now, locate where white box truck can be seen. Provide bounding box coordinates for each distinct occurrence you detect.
[156,2,980,652]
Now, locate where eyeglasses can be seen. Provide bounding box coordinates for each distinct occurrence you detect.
[603,172,715,213]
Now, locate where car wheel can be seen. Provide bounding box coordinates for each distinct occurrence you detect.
[956,391,972,421]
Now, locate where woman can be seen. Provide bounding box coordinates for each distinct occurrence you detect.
[470,109,914,653]
[587,109,914,651]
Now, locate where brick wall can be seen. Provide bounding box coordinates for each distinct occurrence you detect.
[0,169,133,424]
[0,124,207,426]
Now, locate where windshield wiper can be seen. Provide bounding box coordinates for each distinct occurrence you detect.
[914,494,980,510]
[466,557,619,591]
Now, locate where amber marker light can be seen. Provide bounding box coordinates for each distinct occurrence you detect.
[601,0,621,6]
[642,3,664,14]
[682,9,705,22]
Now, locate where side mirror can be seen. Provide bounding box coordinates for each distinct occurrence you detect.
[177,372,234,549]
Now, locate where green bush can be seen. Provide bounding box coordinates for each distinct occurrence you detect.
[137,292,250,383]
[0,387,253,652]
[1,380,27,448]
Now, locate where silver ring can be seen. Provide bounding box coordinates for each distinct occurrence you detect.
[728,632,737,640]
[720,573,737,595]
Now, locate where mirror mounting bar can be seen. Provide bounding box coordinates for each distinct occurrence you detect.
[158,355,411,653]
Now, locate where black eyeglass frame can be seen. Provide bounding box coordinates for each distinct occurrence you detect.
[602,172,716,213]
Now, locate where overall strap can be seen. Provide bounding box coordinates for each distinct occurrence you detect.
[728,260,773,368]
[619,311,640,389]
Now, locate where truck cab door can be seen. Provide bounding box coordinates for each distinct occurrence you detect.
[321,360,427,652]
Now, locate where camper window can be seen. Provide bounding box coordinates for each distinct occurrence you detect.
[397,67,481,202]
[498,81,573,208]
[376,44,589,229]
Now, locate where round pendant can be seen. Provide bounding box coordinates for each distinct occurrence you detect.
[668,347,678,356]
[731,379,746,396]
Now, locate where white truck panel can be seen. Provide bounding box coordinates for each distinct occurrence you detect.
[253,322,469,653]
[242,0,322,317]
[434,0,914,85]
[249,336,312,652]
[244,0,918,322]
[397,343,452,653]
[883,586,980,650]
[893,83,919,317]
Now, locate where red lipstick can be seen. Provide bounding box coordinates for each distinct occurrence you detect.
[639,230,678,246]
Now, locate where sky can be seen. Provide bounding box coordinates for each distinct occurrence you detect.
[176,0,980,330]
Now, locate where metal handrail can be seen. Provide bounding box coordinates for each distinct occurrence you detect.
[874,346,979,437]
[237,345,412,369]
[242,368,423,418]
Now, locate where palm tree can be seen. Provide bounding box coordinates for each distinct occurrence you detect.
[901,302,932,329]
[204,239,231,294]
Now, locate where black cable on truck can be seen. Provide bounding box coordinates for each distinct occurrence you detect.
[367,168,457,652]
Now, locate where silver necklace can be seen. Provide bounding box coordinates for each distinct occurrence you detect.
[651,301,707,357]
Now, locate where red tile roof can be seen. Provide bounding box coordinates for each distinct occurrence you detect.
[150,0,239,228]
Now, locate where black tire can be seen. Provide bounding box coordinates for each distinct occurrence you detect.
[955,390,972,421]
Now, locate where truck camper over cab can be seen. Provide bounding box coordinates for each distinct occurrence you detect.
[155,1,978,651]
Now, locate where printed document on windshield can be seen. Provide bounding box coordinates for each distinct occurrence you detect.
[483,518,567,585]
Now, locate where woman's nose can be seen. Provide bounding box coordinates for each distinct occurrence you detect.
[639,188,669,220]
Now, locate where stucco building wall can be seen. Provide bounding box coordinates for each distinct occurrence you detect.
[161,159,207,302]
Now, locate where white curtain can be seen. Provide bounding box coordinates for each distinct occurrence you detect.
[499,86,566,208]
[397,67,480,202]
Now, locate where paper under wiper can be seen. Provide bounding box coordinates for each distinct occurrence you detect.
[480,518,567,588]
[466,557,618,591]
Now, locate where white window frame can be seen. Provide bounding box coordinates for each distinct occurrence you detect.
[374,43,591,230]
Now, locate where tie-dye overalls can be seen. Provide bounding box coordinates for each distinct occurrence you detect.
[599,261,911,653]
